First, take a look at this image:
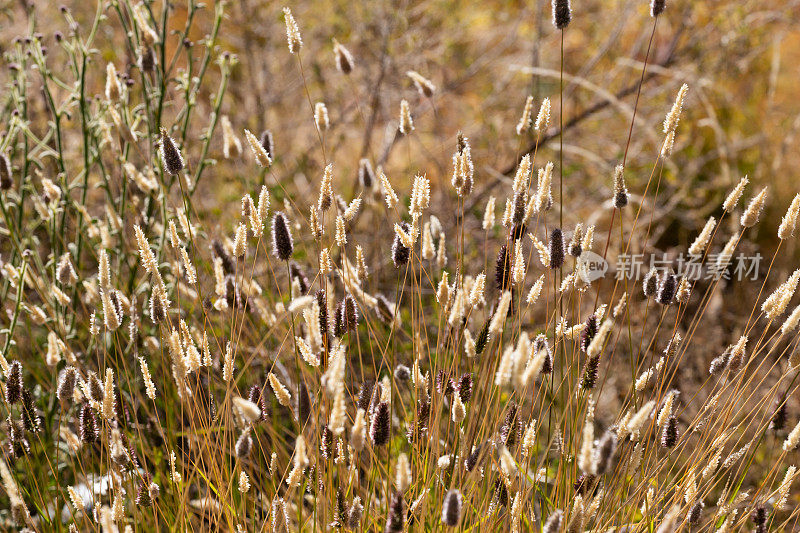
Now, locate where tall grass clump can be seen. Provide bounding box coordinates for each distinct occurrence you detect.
[0,0,798,531]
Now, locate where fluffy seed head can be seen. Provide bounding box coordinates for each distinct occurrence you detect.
[245,129,272,167]
[551,0,571,29]
[333,38,354,74]
[441,489,462,527]
[159,128,184,175]
[283,7,302,53]
[271,212,294,260]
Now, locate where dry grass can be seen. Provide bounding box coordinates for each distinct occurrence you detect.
[0,0,799,531]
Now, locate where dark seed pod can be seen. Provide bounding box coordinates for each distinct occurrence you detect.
[650,0,666,17]
[260,130,274,160]
[334,300,345,338]
[392,223,411,268]
[212,239,234,274]
[549,228,564,269]
[358,158,375,190]
[370,401,390,446]
[441,489,462,527]
[614,189,629,209]
[57,254,77,285]
[139,46,156,72]
[272,212,294,261]
[416,397,431,428]
[475,319,490,355]
[457,132,468,155]
[149,290,166,323]
[385,492,405,532]
[7,416,29,457]
[656,271,677,305]
[568,240,582,258]
[495,243,512,291]
[771,394,788,432]
[109,290,124,321]
[687,500,704,526]
[593,431,617,475]
[20,388,40,433]
[86,371,104,403]
[643,269,658,298]
[289,261,309,294]
[510,222,527,241]
[332,487,346,527]
[436,370,453,396]
[464,443,483,472]
[79,403,98,443]
[5,361,22,404]
[296,381,311,426]
[335,43,354,75]
[661,415,678,448]
[581,314,598,352]
[136,473,153,507]
[551,0,571,29]
[543,509,564,533]
[500,402,520,447]
[159,128,184,175]
[573,473,596,495]
[316,289,330,342]
[0,153,12,190]
[375,294,396,325]
[709,347,731,375]
[512,191,526,226]
[580,355,600,390]
[457,373,473,404]
[493,479,508,507]
[393,365,411,381]
[347,497,363,528]
[57,366,77,404]
[235,430,253,458]
[357,381,374,412]
[343,294,359,333]
[534,335,553,374]
[751,504,766,532]
[114,392,128,427]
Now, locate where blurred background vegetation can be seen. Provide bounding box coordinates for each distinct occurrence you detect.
[3,0,799,261]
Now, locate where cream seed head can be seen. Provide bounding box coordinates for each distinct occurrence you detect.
[314,102,329,132]
[319,164,334,211]
[723,175,749,212]
[489,291,512,335]
[406,70,436,97]
[105,62,121,102]
[516,95,534,135]
[688,216,716,256]
[244,129,272,167]
[663,83,688,135]
[283,7,302,53]
[395,453,411,492]
[778,193,800,239]
[335,215,347,247]
[221,116,242,159]
[343,195,362,222]
[268,373,292,407]
[483,196,496,230]
[740,187,768,227]
[399,99,414,135]
[379,169,399,209]
[535,97,551,132]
